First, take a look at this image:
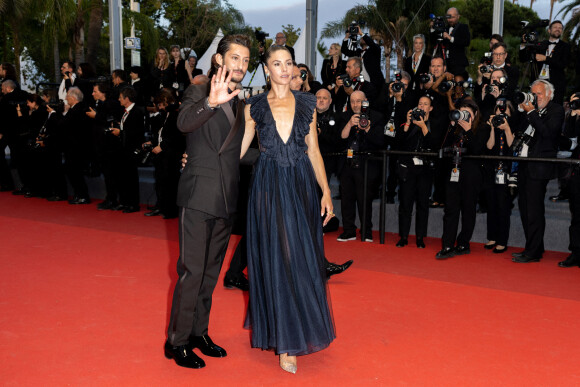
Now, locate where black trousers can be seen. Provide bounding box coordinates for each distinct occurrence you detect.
[153,153,181,216]
[64,150,89,199]
[569,168,580,255]
[117,152,140,207]
[441,166,482,249]
[432,158,449,203]
[225,234,247,281]
[485,174,511,246]
[518,171,549,259]
[398,165,431,238]
[168,208,233,345]
[340,161,380,236]
[45,148,68,198]
[99,150,122,204]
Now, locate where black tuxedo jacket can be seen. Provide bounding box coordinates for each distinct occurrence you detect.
[517,101,564,180]
[519,40,570,89]
[120,105,146,152]
[404,53,431,91]
[176,84,245,218]
[436,23,470,73]
[342,35,385,88]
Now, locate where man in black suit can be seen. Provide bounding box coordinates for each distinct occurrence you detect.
[476,42,519,102]
[519,20,570,105]
[332,57,376,114]
[341,26,384,90]
[274,32,295,61]
[431,7,470,76]
[164,34,251,370]
[512,80,565,263]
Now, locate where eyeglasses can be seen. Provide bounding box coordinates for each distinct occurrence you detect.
[492,52,506,57]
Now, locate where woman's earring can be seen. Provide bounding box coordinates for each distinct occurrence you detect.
[266,74,270,83]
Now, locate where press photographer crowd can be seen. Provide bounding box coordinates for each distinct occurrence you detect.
[2,7,580,268]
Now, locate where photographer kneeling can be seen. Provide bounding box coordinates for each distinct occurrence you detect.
[337,90,385,242]
[436,100,488,259]
[396,95,435,248]
[484,99,519,253]
[511,80,564,263]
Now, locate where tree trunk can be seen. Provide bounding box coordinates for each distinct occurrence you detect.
[86,0,103,69]
[383,38,393,81]
[10,20,21,82]
[54,34,61,83]
[73,0,85,65]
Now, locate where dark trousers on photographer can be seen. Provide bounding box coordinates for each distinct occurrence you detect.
[101,150,122,205]
[45,149,67,198]
[432,158,449,204]
[153,152,180,217]
[441,166,482,249]
[398,165,431,238]
[340,159,380,238]
[568,167,580,257]
[518,170,549,259]
[64,150,90,200]
[485,175,511,247]
[117,152,140,208]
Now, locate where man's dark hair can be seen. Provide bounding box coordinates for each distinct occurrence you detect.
[431,55,446,67]
[63,61,76,73]
[490,34,504,43]
[209,34,251,77]
[94,82,110,95]
[112,69,127,82]
[491,42,508,53]
[549,20,563,29]
[26,93,43,106]
[119,86,137,102]
[78,63,96,79]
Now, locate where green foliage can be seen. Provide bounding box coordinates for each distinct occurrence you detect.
[282,24,301,47]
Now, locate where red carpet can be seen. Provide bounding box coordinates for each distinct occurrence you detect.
[1,193,580,385]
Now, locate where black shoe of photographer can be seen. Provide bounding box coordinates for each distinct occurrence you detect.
[69,197,91,205]
[122,205,140,213]
[145,208,162,217]
[436,247,455,260]
[164,341,205,369]
[454,245,471,256]
[416,237,425,249]
[189,335,227,358]
[97,201,117,210]
[511,250,526,258]
[512,254,541,263]
[396,237,408,247]
[558,254,580,268]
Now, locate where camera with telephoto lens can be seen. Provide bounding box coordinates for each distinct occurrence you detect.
[255,30,269,47]
[391,70,404,93]
[430,15,447,38]
[348,20,365,40]
[438,80,456,93]
[492,97,508,127]
[419,73,432,84]
[569,92,580,110]
[449,109,471,123]
[484,77,507,95]
[358,101,370,129]
[411,107,426,121]
[520,20,550,54]
[338,73,353,88]
[514,91,536,107]
[511,131,534,156]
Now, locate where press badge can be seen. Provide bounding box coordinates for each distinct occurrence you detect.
[347,149,353,158]
[495,171,506,185]
[172,82,179,89]
[384,120,396,137]
[450,168,460,182]
[413,157,423,165]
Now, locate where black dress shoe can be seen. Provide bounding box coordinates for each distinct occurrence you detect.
[189,335,227,358]
[12,189,25,195]
[163,213,178,219]
[511,250,526,258]
[147,204,159,211]
[454,245,471,256]
[558,254,580,268]
[416,237,425,249]
[512,254,541,263]
[112,204,125,211]
[145,208,162,217]
[164,341,205,369]
[326,259,353,278]
[97,201,117,210]
[493,246,508,254]
[47,195,66,202]
[223,275,249,291]
[69,197,91,204]
[122,205,140,213]
[396,237,408,247]
[436,247,455,260]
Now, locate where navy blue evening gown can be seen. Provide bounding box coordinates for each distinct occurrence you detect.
[245,90,335,356]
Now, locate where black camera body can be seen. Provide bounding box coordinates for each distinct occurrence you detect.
[431,15,447,37]
[449,109,471,123]
[419,73,432,84]
[492,113,509,127]
[569,92,580,110]
[338,73,355,88]
[411,107,426,121]
[484,79,507,95]
[358,101,370,129]
[255,30,269,46]
[438,80,455,93]
[391,70,404,93]
[348,20,365,40]
[520,19,550,55]
[48,100,65,112]
[299,69,308,81]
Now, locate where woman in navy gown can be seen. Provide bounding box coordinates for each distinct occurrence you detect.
[240,45,336,374]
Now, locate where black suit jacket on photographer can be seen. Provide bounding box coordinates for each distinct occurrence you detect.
[317,109,344,154]
[17,107,48,146]
[120,105,146,153]
[338,108,386,157]
[562,112,580,159]
[0,88,29,142]
[435,23,470,74]
[519,40,570,94]
[341,34,385,89]
[332,78,377,114]
[398,120,435,169]
[93,98,124,153]
[404,53,431,91]
[58,102,92,160]
[151,108,185,157]
[516,101,564,180]
[475,64,520,104]
[442,122,488,176]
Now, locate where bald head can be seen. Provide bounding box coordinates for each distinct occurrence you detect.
[192,74,210,85]
[446,7,460,26]
[350,90,366,114]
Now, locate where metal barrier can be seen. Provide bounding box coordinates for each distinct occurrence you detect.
[323,150,580,245]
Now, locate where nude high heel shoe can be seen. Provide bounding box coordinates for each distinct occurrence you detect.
[279,353,297,374]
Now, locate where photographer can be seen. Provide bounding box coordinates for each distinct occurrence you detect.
[512,80,564,263]
[143,89,184,219]
[321,43,345,90]
[110,69,129,102]
[396,95,436,249]
[336,90,386,242]
[558,92,580,267]
[484,100,519,253]
[297,63,322,95]
[476,68,509,118]
[430,8,470,76]
[519,20,570,105]
[436,99,488,259]
[109,87,146,213]
[76,63,97,100]
[58,61,76,104]
[341,25,384,90]
[476,43,519,102]
[15,94,48,198]
[86,82,124,210]
[315,88,344,185]
[404,34,431,92]
[332,57,376,114]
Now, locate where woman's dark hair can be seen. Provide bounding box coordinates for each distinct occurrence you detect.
[94,82,110,95]
[263,45,291,65]
[78,62,96,79]
[209,34,251,77]
[1,63,17,81]
[154,88,176,106]
[26,93,43,106]
[456,99,480,133]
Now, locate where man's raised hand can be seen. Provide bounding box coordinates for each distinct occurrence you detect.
[207,65,241,108]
